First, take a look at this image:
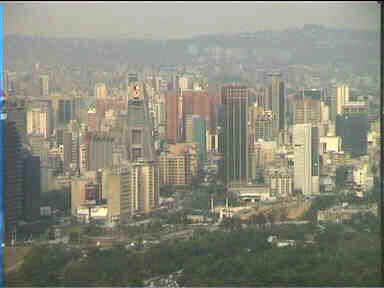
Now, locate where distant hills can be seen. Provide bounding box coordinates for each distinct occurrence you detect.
[6,25,379,74]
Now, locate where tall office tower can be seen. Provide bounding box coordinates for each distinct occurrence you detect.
[184,114,207,161]
[206,128,219,153]
[165,90,180,143]
[266,73,285,138]
[63,130,73,169]
[87,104,98,131]
[6,99,27,143]
[293,123,320,195]
[322,86,337,121]
[336,113,368,158]
[40,74,49,97]
[22,154,41,221]
[88,133,114,171]
[249,104,274,142]
[181,90,212,128]
[293,89,321,125]
[28,134,46,159]
[336,84,349,115]
[27,105,52,138]
[249,87,268,107]
[221,84,249,185]
[101,167,134,224]
[127,97,155,162]
[56,98,77,126]
[3,120,23,244]
[95,83,107,99]
[133,160,159,214]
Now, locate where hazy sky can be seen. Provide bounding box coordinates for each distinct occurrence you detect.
[5,2,380,39]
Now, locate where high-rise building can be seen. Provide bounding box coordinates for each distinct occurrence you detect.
[6,99,27,143]
[206,128,219,153]
[293,123,319,195]
[133,160,159,214]
[221,84,249,185]
[87,104,98,131]
[266,73,285,137]
[3,119,23,243]
[293,89,321,125]
[95,83,108,99]
[102,167,134,224]
[55,98,77,126]
[165,90,180,143]
[88,133,114,171]
[40,74,49,97]
[27,105,52,138]
[63,131,73,169]
[184,114,207,161]
[336,84,349,115]
[178,76,189,90]
[182,90,212,128]
[336,114,368,158]
[159,152,192,185]
[22,154,41,221]
[127,97,155,162]
[249,104,274,142]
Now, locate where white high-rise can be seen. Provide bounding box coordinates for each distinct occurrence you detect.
[293,123,319,195]
[27,107,51,138]
[336,84,349,115]
[95,83,107,99]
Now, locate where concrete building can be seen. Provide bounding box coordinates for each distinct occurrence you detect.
[88,133,113,171]
[266,73,285,138]
[133,161,159,214]
[27,106,52,138]
[336,114,368,158]
[319,136,342,154]
[6,99,27,143]
[3,119,24,244]
[336,84,349,115]
[206,128,219,153]
[40,74,49,97]
[87,104,98,132]
[249,104,274,141]
[293,89,321,125]
[184,114,207,161]
[22,154,41,221]
[103,167,135,224]
[95,83,108,99]
[293,123,320,195]
[221,84,249,185]
[159,153,192,185]
[268,169,293,198]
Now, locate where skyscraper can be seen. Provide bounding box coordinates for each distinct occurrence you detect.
[221,84,249,185]
[184,114,207,162]
[3,119,23,243]
[266,73,285,138]
[336,84,349,115]
[40,74,49,97]
[336,113,368,158]
[22,154,41,221]
[293,89,321,125]
[165,91,180,143]
[95,83,107,99]
[293,123,319,195]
